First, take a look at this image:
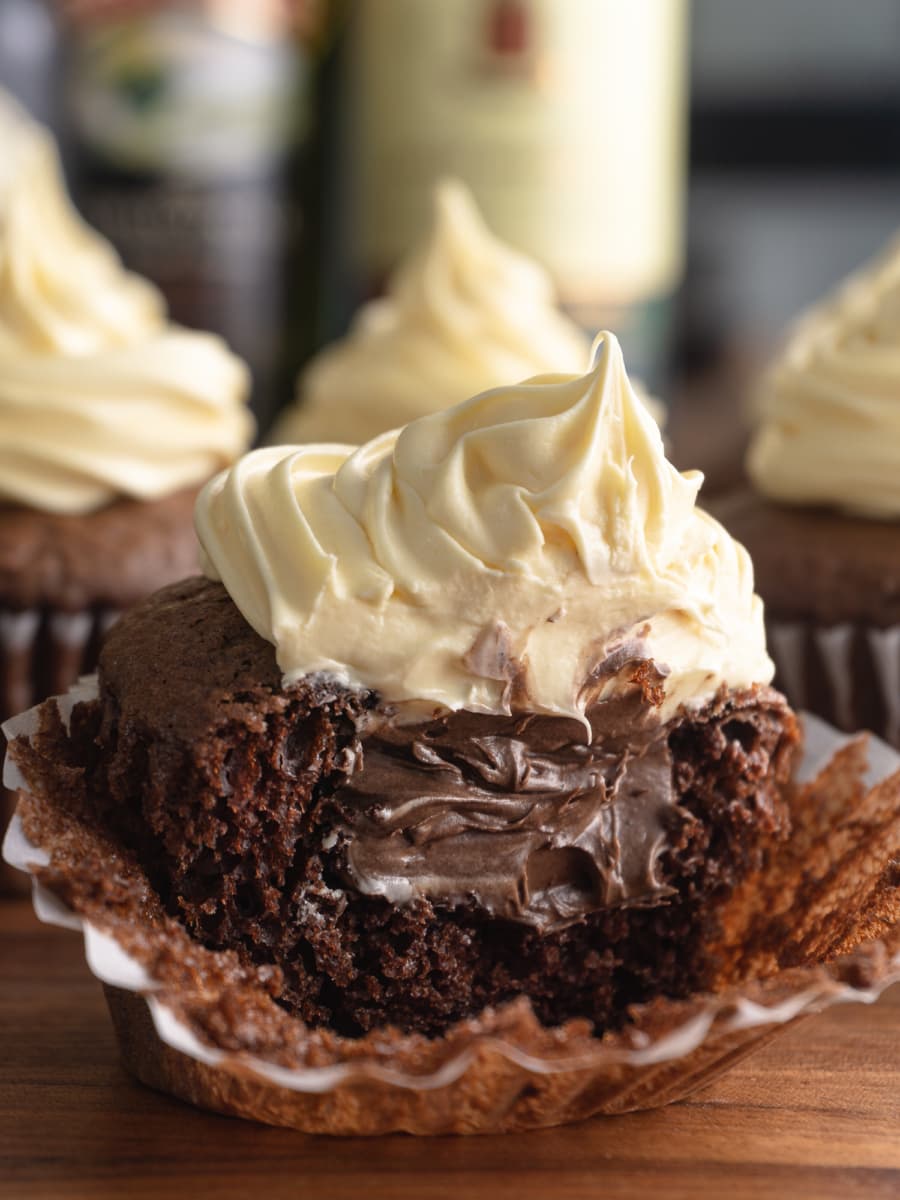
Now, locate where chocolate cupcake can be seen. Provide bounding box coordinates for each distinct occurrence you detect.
[270,179,663,445]
[0,95,253,878]
[6,332,900,1132]
[717,237,900,746]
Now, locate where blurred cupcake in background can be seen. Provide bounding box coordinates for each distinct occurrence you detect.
[270,179,665,445]
[0,91,252,872]
[716,235,900,746]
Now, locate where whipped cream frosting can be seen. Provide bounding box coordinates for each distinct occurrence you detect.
[748,235,900,519]
[198,331,771,726]
[0,95,253,515]
[273,179,663,445]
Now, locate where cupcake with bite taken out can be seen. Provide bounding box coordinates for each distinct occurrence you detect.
[5,332,811,1068]
[7,331,900,1134]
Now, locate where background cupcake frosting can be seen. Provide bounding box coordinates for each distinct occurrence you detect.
[0,95,253,516]
[748,235,900,520]
[273,180,663,445]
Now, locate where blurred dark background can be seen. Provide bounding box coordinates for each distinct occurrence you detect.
[2,0,899,454]
[687,0,900,371]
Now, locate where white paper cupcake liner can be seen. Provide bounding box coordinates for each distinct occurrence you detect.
[3,680,900,1135]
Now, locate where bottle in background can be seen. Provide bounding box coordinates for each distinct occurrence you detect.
[61,0,335,434]
[331,0,688,394]
[0,0,60,129]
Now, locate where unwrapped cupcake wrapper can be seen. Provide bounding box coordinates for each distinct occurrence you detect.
[0,608,118,894]
[768,617,900,749]
[4,679,900,1136]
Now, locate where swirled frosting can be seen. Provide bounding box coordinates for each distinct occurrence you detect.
[0,95,253,515]
[748,236,900,519]
[272,179,663,445]
[198,331,770,724]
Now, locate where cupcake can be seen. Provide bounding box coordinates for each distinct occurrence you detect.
[717,236,900,746]
[8,331,809,1025]
[5,333,900,1133]
[271,179,664,444]
[0,96,253,874]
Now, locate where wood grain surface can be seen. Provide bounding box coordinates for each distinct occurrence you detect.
[1,899,898,1200]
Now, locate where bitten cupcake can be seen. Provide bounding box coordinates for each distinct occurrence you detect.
[6,333,900,1134]
[717,236,900,746]
[271,179,663,444]
[0,95,252,866]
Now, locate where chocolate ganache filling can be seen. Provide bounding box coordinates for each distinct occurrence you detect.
[333,656,690,932]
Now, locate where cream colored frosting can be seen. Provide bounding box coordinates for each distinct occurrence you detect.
[748,235,900,519]
[272,179,664,445]
[198,332,770,726]
[0,94,253,515]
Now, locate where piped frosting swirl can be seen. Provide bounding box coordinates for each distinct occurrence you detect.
[748,234,900,519]
[0,94,253,515]
[198,332,770,725]
[273,180,663,444]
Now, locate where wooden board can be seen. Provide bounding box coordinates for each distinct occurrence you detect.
[1,899,898,1200]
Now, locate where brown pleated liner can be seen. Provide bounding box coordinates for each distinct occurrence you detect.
[98,944,899,1137]
[768,618,900,750]
[0,608,118,895]
[0,608,120,721]
[3,684,900,1136]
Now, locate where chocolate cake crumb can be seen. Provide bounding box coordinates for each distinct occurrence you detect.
[75,577,800,1038]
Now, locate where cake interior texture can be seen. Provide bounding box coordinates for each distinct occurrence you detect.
[75,577,797,1040]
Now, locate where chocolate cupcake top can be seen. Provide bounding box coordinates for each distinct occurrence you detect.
[748,233,900,519]
[0,94,253,516]
[273,180,663,445]
[197,331,771,725]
